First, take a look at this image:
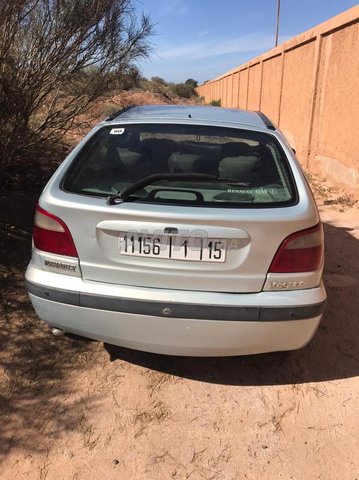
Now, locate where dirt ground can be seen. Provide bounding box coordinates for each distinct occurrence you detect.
[0,166,358,479]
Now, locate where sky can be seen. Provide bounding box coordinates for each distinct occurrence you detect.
[135,0,358,83]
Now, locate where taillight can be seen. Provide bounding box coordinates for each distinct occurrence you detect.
[33,205,78,257]
[269,224,323,273]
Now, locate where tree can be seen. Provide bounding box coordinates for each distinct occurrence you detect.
[0,0,154,167]
[172,81,198,99]
[150,76,167,86]
[185,78,198,88]
[117,66,143,90]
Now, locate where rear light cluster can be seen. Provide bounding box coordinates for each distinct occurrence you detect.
[269,224,323,273]
[33,205,78,257]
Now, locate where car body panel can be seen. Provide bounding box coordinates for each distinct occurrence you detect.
[36,112,319,293]
[26,262,326,356]
[25,106,326,356]
[27,285,325,357]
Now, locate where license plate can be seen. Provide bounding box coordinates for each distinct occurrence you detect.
[119,233,226,262]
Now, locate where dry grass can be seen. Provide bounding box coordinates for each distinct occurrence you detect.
[133,400,172,438]
[306,171,357,211]
[144,369,182,397]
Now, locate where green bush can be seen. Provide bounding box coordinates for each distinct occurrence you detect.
[195,96,205,104]
[210,99,221,107]
[171,83,197,99]
[127,76,200,100]
[0,0,154,168]
[102,105,122,117]
[185,78,198,88]
[150,76,167,86]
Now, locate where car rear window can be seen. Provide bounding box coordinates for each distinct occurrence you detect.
[62,124,297,207]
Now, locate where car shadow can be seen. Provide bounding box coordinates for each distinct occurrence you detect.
[105,220,359,386]
[0,191,99,460]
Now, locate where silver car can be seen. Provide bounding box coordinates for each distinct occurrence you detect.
[25,105,326,356]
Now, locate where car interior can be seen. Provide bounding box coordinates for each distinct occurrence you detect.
[63,126,293,205]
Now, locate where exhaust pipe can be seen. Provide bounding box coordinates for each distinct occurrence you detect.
[51,328,64,337]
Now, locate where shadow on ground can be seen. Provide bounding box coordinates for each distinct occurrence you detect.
[0,191,99,460]
[106,220,359,386]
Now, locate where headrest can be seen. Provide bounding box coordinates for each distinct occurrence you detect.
[219,155,260,181]
[168,152,201,173]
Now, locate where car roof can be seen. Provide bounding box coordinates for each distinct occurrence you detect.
[105,105,275,131]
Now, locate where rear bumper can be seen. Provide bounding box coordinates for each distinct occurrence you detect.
[25,265,326,356]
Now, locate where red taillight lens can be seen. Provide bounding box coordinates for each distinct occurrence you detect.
[269,224,323,273]
[33,205,78,257]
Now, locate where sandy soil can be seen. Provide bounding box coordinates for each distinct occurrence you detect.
[0,167,358,478]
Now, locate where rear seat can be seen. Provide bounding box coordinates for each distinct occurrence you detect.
[168,144,219,176]
[218,142,260,184]
[218,142,280,185]
[219,155,261,184]
[102,137,281,186]
[141,138,178,173]
[168,152,202,173]
[103,134,162,181]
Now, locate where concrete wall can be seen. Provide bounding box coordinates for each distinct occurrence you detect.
[197,6,359,194]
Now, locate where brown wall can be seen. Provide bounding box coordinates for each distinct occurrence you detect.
[197,6,359,193]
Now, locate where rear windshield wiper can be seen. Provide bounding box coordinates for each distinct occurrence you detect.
[106,173,249,205]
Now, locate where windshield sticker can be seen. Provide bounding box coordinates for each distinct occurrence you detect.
[227,188,277,195]
[110,128,125,135]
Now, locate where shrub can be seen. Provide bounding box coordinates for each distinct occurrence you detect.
[102,105,123,118]
[185,79,198,88]
[171,83,197,99]
[0,0,154,167]
[195,96,205,104]
[151,76,167,86]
